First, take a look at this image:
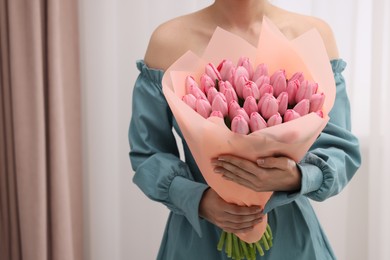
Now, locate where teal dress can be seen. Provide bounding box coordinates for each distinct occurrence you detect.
[129,59,361,260]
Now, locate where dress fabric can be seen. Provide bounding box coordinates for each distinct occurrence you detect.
[129,59,361,260]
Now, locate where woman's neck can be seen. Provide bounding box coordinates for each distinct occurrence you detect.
[210,0,271,29]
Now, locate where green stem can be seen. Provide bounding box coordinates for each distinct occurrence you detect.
[240,240,250,259]
[217,231,226,251]
[266,224,273,239]
[227,232,233,258]
[232,234,240,260]
[261,235,270,251]
[255,241,265,256]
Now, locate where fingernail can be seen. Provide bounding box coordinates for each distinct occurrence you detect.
[214,168,221,173]
[257,159,264,165]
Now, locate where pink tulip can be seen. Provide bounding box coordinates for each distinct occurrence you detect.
[186,76,206,100]
[210,110,224,119]
[316,110,324,118]
[234,75,248,98]
[295,80,317,103]
[218,80,233,94]
[254,75,271,89]
[243,96,258,116]
[237,57,254,79]
[309,93,325,113]
[271,69,287,97]
[249,112,267,132]
[259,84,274,97]
[200,74,215,93]
[258,93,279,120]
[205,63,222,82]
[235,108,250,123]
[289,71,305,83]
[185,75,199,92]
[211,93,228,116]
[267,113,282,127]
[188,84,207,100]
[286,79,299,106]
[242,81,260,100]
[293,99,310,116]
[182,94,196,110]
[207,87,218,104]
[228,100,241,120]
[253,63,269,82]
[277,92,288,116]
[284,109,301,122]
[233,66,250,88]
[195,98,212,118]
[223,86,238,104]
[217,59,235,81]
[231,115,250,135]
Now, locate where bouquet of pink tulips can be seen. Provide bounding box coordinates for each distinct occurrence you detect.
[183,57,325,135]
[162,17,336,260]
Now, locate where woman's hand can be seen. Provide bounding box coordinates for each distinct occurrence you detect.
[211,155,301,192]
[199,188,264,233]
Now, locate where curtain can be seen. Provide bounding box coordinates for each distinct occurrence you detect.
[78,0,390,259]
[0,1,83,260]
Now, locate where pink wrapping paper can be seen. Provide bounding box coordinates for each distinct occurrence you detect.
[162,17,335,243]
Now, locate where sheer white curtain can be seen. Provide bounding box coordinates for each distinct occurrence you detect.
[78,0,390,259]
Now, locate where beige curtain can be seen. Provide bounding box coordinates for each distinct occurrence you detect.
[0,0,82,260]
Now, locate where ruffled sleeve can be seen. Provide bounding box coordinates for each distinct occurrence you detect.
[129,60,209,236]
[264,59,361,213]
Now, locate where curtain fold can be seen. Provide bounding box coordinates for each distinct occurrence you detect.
[0,0,82,260]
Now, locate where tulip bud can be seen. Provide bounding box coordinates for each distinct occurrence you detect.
[217,59,235,81]
[267,113,282,127]
[309,93,325,113]
[223,86,238,105]
[253,63,269,82]
[200,74,215,93]
[205,63,222,82]
[182,94,196,110]
[249,112,267,132]
[258,93,279,120]
[242,81,260,100]
[235,75,248,98]
[254,75,271,89]
[235,108,250,123]
[237,57,254,79]
[185,75,199,92]
[293,99,310,116]
[211,93,228,116]
[284,109,301,122]
[259,84,274,98]
[277,92,288,116]
[271,69,287,97]
[243,96,258,116]
[231,115,250,135]
[289,72,305,83]
[210,110,224,119]
[315,110,324,118]
[207,87,218,104]
[228,100,241,120]
[286,79,299,106]
[218,80,233,94]
[196,98,212,118]
[233,66,250,89]
[188,84,207,100]
[295,80,317,103]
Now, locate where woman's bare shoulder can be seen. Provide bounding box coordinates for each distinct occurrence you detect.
[144,12,208,71]
[274,9,340,60]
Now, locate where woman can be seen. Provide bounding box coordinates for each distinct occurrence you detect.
[129,1,361,259]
